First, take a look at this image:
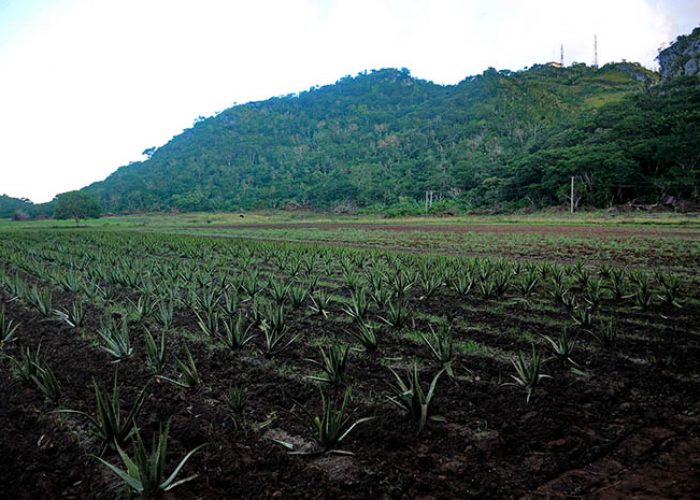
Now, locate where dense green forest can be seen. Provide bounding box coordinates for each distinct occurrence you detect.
[87,60,695,213]
[0,195,35,219]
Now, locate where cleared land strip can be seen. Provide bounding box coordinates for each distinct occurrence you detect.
[200,222,700,239]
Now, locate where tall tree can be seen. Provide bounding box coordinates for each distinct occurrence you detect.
[53,191,101,225]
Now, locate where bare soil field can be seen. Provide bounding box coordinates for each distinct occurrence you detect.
[203,222,700,239]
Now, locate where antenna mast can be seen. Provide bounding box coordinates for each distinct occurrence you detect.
[594,34,598,68]
[560,43,564,66]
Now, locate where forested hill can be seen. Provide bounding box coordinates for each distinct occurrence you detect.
[84,59,698,213]
[0,195,34,218]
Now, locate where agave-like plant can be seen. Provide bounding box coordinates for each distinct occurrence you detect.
[305,275,320,295]
[54,300,86,329]
[286,259,302,278]
[583,278,605,309]
[309,291,332,318]
[343,270,363,295]
[97,317,134,360]
[6,272,27,301]
[219,287,240,317]
[12,347,62,402]
[492,271,511,297]
[308,388,373,452]
[194,285,221,316]
[479,278,496,300]
[537,262,552,280]
[308,344,350,386]
[241,271,264,300]
[387,364,444,435]
[98,285,118,304]
[32,360,62,402]
[144,329,167,375]
[260,306,297,358]
[129,294,158,322]
[221,314,255,351]
[379,301,411,329]
[342,290,370,323]
[575,267,592,290]
[0,306,19,343]
[591,319,617,348]
[287,285,307,309]
[159,345,200,389]
[370,285,393,309]
[607,267,629,300]
[391,271,414,299]
[517,271,539,297]
[549,278,569,304]
[301,255,316,276]
[246,298,263,327]
[350,321,379,352]
[504,346,550,403]
[657,273,682,308]
[452,273,475,297]
[420,324,455,377]
[195,310,220,339]
[96,421,206,497]
[28,285,53,317]
[57,271,83,293]
[157,300,175,331]
[57,373,147,453]
[632,273,654,310]
[225,385,246,414]
[419,273,443,299]
[570,303,593,330]
[542,327,577,363]
[268,279,290,306]
[9,345,43,383]
[561,292,577,312]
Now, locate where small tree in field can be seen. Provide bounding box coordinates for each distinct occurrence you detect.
[53,191,101,225]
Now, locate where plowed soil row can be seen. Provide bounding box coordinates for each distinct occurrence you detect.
[202,222,700,239]
[1,288,699,498]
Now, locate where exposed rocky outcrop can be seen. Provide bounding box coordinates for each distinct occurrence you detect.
[658,26,700,80]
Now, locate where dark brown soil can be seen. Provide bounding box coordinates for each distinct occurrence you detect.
[2,280,699,500]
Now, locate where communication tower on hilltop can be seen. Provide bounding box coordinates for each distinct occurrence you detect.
[560,44,564,66]
[594,35,599,68]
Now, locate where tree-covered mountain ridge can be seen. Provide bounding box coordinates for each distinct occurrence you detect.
[0,194,34,219]
[82,46,698,213]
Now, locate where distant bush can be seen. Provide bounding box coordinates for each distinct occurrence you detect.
[360,198,463,217]
[12,210,30,221]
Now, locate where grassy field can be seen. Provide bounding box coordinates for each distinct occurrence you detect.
[4,211,699,273]
[0,212,698,498]
[2,208,700,229]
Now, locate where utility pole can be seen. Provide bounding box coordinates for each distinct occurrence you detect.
[594,35,598,68]
[570,176,575,213]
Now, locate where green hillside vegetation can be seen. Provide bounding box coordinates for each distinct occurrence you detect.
[80,61,696,213]
[0,195,34,219]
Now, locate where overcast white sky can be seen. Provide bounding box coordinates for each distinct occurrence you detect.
[1,0,698,203]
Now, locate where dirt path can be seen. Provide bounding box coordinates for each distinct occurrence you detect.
[202,222,700,239]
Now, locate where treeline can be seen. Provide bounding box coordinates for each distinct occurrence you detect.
[79,61,696,213]
[0,195,37,219]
